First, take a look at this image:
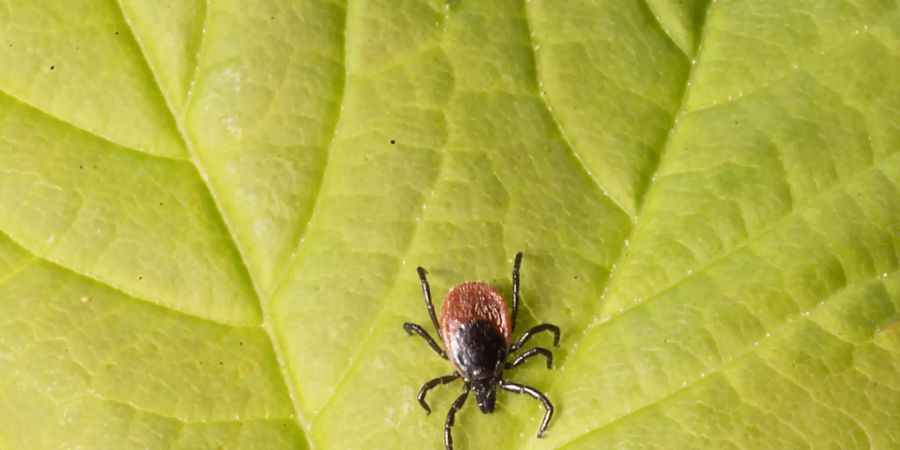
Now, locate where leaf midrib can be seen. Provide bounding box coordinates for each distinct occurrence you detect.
[110,0,309,440]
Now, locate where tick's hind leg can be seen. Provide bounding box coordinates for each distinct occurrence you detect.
[498,380,553,438]
[505,347,553,370]
[403,322,447,359]
[444,384,471,450]
[510,323,560,352]
[417,373,460,414]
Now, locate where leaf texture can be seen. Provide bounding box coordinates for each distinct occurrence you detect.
[0,0,898,449]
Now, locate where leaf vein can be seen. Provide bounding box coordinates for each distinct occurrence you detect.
[521,0,633,218]
[590,149,899,332]
[103,0,309,436]
[183,0,210,108]
[0,229,251,327]
[557,268,894,449]
[270,3,348,296]
[310,4,452,427]
[637,0,692,57]
[0,88,188,163]
[311,150,449,431]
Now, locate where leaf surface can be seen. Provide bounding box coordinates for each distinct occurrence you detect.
[1,0,899,449]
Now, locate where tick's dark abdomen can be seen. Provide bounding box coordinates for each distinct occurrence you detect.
[440,282,512,380]
[447,320,507,380]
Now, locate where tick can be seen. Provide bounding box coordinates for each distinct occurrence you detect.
[403,252,560,450]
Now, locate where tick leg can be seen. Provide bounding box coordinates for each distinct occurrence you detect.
[498,380,553,438]
[417,373,460,414]
[511,251,523,332]
[505,347,553,370]
[510,323,560,353]
[403,322,447,359]
[444,383,470,450]
[417,267,442,338]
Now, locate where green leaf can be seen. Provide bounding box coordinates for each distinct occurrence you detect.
[1,0,898,449]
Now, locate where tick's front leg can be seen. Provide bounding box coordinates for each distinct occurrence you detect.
[403,322,447,359]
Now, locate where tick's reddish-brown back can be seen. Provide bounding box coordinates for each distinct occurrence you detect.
[440,282,512,383]
[439,282,512,345]
[439,282,511,384]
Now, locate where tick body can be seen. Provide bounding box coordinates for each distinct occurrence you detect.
[403,252,560,450]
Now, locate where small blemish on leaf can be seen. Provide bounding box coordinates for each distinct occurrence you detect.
[219,361,224,366]
[239,341,244,346]
[390,139,396,144]
[138,276,144,280]
[80,296,91,303]
[114,31,119,36]
[49,65,55,71]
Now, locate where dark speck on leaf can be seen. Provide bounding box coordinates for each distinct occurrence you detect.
[219,361,224,366]
[239,341,244,346]
[49,65,55,70]
[390,139,396,144]
[159,202,164,206]
[114,31,119,36]
[79,165,83,169]
[138,276,143,280]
